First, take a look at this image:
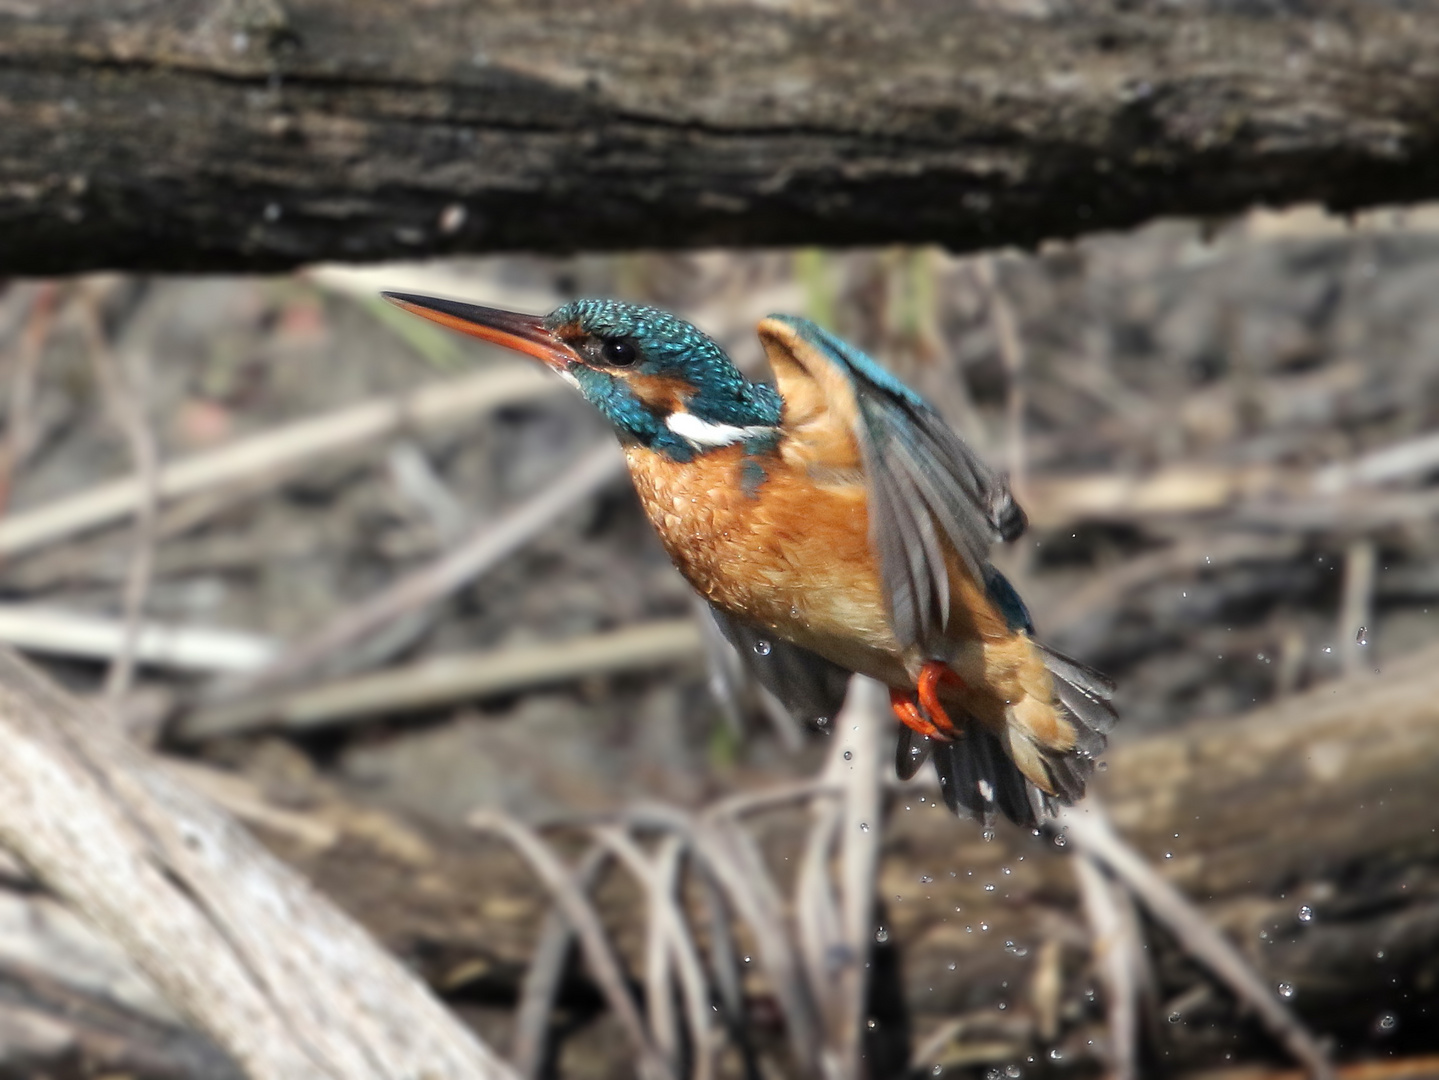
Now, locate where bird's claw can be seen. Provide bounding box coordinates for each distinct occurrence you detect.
[890,661,965,741]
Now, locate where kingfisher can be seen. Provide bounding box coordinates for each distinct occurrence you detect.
[383,291,1116,827]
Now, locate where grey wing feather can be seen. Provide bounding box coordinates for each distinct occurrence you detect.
[705,606,851,730]
[851,377,1025,655]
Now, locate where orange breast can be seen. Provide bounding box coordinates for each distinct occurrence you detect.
[624,443,904,676]
[624,441,1062,756]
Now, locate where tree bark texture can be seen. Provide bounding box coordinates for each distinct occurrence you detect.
[6,2,1439,273]
[0,646,516,1080]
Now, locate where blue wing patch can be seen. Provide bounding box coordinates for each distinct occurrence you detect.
[763,315,1026,655]
[982,566,1035,635]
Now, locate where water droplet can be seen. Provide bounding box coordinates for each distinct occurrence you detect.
[263,202,282,223]
[1168,1011,1182,1024]
[1376,949,1385,959]
[1298,905,1314,923]
[1004,1064,1021,1077]
[866,1018,878,1030]
[1004,940,1029,957]
[1322,646,1332,654]
[1375,1012,1398,1034]
[979,922,989,931]
[981,827,996,842]
[984,883,996,892]
[997,1001,1008,1011]
[1356,626,1369,646]
[859,822,870,832]
[932,1067,943,1077]
[1002,866,1012,875]
[843,750,853,761]
[815,716,829,729]
[920,875,933,884]
[1277,982,1295,999]
[1049,1049,1064,1062]
[743,955,751,963]
[1165,852,1173,859]
[753,640,772,656]
[1097,760,1109,771]
[1053,833,1067,848]
[875,926,890,943]
[947,961,957,971]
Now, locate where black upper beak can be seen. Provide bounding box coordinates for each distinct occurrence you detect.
[381,292,576,370]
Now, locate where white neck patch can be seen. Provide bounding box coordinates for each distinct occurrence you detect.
[665,410,777,449]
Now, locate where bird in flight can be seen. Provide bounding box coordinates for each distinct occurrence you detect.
[385,292,1116,827]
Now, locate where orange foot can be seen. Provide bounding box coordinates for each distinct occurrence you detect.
[890,661,966,741]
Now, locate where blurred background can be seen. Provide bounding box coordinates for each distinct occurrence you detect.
[2,201,1438,1077]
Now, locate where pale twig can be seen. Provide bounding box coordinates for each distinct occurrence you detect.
[1340,539,1376,675]
[181,617,700,738]
[156,759,339,850]
[2,282,60,489]
[0,363,559,559]
[794,792,843,1038]
[975,257,1028,501]
[593,827,679,1067]
[706,814,823,1073]
[709,777,838,819]
[0,604,276,673]
[1312,429,1439,495]
[693,866,756,1077]
[909,1013,1033,1074]
[592,827,716,1080]
[77,289,161,705]
[469,811,674,1080]
[832,677,886,1080]
[651,838,717,1080]
[204,442,625,705]
[510,846,610,1080]
[1057,803,1334,1080]
[623,803,822,1075]
[1074,852,1142,1080]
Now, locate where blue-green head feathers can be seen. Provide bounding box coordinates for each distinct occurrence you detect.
[545,299,782,461]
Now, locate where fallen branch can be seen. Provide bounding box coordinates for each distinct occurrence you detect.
[0,363,559,559]
[182,615,701,739]
[199,441,627,706]
[0,644,516,1080]
[0,604,277,674]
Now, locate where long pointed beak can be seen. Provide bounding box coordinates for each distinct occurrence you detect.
[381,292,575,370]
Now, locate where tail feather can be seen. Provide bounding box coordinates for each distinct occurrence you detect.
[923,641,1118,829]
[932,726,1041,828]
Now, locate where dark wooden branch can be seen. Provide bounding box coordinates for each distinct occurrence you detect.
[6,1,1439,272]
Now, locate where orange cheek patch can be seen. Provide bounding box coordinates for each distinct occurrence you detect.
[624,373,692,413]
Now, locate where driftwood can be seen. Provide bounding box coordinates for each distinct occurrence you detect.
[0,645,516,1080]
[8,2,1439,272]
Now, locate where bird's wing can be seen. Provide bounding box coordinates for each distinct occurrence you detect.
[757,315,1025,655]
[705,605,852,729]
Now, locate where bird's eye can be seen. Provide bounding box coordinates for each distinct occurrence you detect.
[599,338,637,367]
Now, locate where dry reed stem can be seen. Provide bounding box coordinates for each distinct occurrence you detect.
[1058,803,1334,1080]
[470,810,675,1080]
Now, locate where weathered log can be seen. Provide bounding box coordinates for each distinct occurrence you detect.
[0,645,517,1080]
[8,2,1439,272]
